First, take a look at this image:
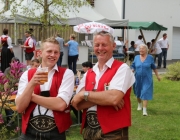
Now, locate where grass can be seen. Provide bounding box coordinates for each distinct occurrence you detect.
[67,75,180,140]
[2,75,180,140]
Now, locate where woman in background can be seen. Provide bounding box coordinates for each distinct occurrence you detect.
[131,44,160,116]
[65,34,79,74]
[0,28,14,72]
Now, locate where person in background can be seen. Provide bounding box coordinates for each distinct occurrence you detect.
[0,28,14,72]
[30,58,40,69]
[147,42,152,53]
[129,41,135,61]
[29,28,37,47]
[16,37,74,139]
[157,33,169,68]
[71,31,135,140]
[81,61,93,74]
[55,33,64,66]
[64,34,79,74]
[118,36,124,46]
[131,44,160,116]
[21,31,35,68]
[151,39,162,69]
[134,35,144,56]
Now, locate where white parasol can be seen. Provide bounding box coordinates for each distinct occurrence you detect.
[73,21,114,34]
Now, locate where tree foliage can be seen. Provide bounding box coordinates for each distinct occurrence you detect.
[0,0,90,39]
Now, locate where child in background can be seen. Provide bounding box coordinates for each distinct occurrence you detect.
[31,58,40,68]
[27,58,40,69]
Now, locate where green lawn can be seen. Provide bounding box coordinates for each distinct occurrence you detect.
[67,75,180,140]
[2,75,179,140]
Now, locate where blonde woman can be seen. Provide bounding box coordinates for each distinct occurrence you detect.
[64,34,79,74]
[131,44,160,116]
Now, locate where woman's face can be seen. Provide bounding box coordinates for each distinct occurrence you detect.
[139,46,147,55]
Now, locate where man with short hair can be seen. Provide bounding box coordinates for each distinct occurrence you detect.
[21,31,35,67]
[16,37,74,139]
[71,31,135,140]
[55,33,64,66]
[157,33,169,68]
[134,35,144,56]
[151,39,162,69]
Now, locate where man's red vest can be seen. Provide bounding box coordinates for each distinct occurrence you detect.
[24,37,35,53]
[81,60,132,134]
[21,67,72,134]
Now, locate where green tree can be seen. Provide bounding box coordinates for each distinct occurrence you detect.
[0,0,90,40]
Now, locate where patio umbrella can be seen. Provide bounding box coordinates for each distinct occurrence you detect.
[73,21,114,34]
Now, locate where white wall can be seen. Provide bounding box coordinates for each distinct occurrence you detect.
[94,0,123,19]
[125,0,180,60]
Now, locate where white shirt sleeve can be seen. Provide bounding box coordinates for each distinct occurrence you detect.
[28,38,34,48]
[16,70,28,98]
[109,63,135,94]
[57,69,74,106]
[7,37,13,48]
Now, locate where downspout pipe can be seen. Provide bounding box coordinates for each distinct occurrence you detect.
[122,0,125,38]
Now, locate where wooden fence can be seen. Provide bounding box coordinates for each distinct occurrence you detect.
[0,23,80,44]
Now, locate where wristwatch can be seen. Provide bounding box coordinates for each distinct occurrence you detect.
[84,91,89,101]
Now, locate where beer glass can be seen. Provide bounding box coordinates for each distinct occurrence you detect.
[37,67,48,84]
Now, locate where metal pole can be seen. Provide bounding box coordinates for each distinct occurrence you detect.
[14,15,17,45]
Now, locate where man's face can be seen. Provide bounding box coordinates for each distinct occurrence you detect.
[40,42,60,69]
[163,35,167,40]
[25,33,30,38]
[93,35,116,64]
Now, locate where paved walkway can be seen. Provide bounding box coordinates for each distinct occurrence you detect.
[154,59,180,74]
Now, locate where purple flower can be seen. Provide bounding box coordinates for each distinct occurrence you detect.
[10,61,26,79]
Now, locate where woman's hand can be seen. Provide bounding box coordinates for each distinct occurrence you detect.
[157,75,161,81]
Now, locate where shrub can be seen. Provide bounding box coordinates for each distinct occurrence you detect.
[0,61,26,140]
[164,61,180,81]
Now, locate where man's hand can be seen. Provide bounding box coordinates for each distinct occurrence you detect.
[20,45,25,48]
[71,91,84,110]
[29,71,48,86]
[113,99,124,111]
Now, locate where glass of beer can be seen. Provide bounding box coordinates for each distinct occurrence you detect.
[37,67,48,84]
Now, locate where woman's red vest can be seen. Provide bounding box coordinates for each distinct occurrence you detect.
[1,36,8,47]
[21,67,72,134]
[24,37,35,53]
[81,60,132,134]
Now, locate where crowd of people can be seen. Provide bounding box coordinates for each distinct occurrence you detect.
[0,27,169,139]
